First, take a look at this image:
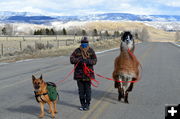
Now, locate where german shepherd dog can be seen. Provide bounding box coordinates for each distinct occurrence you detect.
[113,31,140,103]
[32,75,58,118]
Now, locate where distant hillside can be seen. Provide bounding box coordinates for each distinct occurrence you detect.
[0,11,180,24]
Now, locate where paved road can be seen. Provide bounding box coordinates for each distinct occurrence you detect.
[0,42,179,119]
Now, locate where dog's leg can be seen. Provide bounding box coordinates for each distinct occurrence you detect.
[39,102,45,118]
[48,102,55,118]
[53,100,58,113]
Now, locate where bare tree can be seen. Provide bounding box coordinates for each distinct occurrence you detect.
[0,26,3,35]
[4,24,13,35]
[139,27,150,42]
[175,31,180,41]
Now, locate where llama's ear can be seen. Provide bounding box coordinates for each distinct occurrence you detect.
[32,75,36,81]
[39,74,43,80]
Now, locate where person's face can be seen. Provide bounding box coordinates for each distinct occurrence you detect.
[81,43,88,48]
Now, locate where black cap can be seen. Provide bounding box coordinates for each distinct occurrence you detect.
[81,37,89,43]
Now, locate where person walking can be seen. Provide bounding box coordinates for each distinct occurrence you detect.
[70,37,97,111]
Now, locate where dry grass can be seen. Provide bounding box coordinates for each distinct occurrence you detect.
[0,38,121,63]
[0,21,177,62]
[84,21,176,42]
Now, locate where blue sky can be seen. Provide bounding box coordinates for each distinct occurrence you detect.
[0,0,180,16]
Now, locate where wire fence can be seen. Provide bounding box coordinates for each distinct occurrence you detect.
[0,35,115,56]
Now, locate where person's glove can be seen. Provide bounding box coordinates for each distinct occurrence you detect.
[80,59,88,64]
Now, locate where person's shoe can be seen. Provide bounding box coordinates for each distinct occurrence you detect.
[84,104,90,111]
[79,105,85,111]
[79,106,84,111]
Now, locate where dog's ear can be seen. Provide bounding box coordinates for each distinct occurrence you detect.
[32,75,36,82]
[39,74,43,80]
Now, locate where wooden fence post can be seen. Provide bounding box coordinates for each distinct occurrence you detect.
[20,41,22,51]
[35,41,37,49]
[23,36,25,41]
[66,40,68,46]
[73,35,75,44]
[1,44,3,56]
[47,41,49,48]
[57,40,59,48]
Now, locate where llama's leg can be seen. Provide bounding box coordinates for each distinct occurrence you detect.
[124,92,129,103]
[127,82,134,92]
[118,76,124,101]
[118,87,122,101]
[124,77,131,103]
[121,76,126,99]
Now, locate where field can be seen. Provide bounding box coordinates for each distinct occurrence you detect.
[0,35,81,55]
[0,35,119,62]
[85,21,176,42]
[0,21,178,62]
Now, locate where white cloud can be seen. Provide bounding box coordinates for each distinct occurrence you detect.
[166,1,180,7]
[0,0,179,15]
[17,7,44,14]
[156,0,180,7]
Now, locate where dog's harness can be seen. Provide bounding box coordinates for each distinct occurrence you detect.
[34,91,48,103]
[33,82,59,103]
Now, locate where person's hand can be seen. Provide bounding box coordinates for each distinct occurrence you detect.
[80,59,87,64]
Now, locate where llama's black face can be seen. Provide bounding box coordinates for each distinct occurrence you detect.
[121,32,134,50]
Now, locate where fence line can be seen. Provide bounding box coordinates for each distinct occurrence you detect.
[0,39,76,56]
[1,44,3,56]
[0,35,115,57]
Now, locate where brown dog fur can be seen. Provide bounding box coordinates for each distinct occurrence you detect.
[32,75,58,118]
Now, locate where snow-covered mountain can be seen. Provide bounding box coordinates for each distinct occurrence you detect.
[0,11,43,20]
[0,11,180,24]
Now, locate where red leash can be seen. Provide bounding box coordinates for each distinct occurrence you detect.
[83,49,142,85]
[83,63,100,87]
[83,63,140,84]
[55,61,100,87]
[128,49,143,81]
[56,49,142,87]
[56,62,79,85]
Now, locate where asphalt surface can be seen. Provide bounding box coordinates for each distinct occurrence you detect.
[0,42,179,119]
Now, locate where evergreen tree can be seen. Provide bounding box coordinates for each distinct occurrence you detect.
[82,29,87,36]
[93,29,98,36]
[2,27,6,35]
[50,28,55,35]
[45,28,50,35]
[62,28,67,35]
[34,30,37,35]
[38,29,42,35]
[105,30,109,36]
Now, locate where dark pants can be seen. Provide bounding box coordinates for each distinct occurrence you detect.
[77,80,91,106]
